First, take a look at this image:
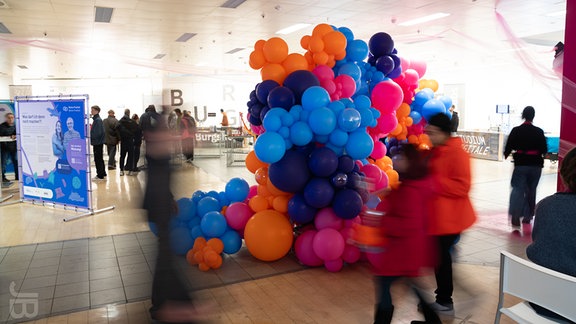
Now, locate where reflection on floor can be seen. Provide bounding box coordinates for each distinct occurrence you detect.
[0,154,559,323]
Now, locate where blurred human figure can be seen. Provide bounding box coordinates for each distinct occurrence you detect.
[90,106,107,181]
[0,112,18,182]
[424,113,477,315]
[504,106,547,229]
[449,105,459,133]
[525,146,576,323]
[141,105,205,323]
[116,109,137,176]
[103,109,119,170]
[52,120,65,158]
[220,109,229,127]
[132,114,143,172]
[369,143,440,324]
[180,110,197,163]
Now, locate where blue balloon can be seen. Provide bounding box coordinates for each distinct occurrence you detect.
[149,222,158,236]
[254,131,286,163]
[218,191,230,207]
[308,147,339,177]
[303,177,335,208]
[170,227,194,255]
[220,230,242,254]
[309,107,337,135]
[345,130,374,160]
[206,190,220,200]
[190,225,203,240]
[387,66,402,79]
[267,86,295,110]
[200,211,227,238]
[438,96,453,109]
[338,108,361,132]
[225,177,250,203]
[338,26,354,41]
[329,129,349,147]
[337,62,362,82]
[353,95,371,110]
[287,194,317,224]
[176,197,194,221]
[369,32,395,57]
[283,70,320,104]
[328,101,346,116]
[302,86,331,110]
[332,189,363,219]
[256,80,280,103]
[191,190,206,203]
[413,90,434,106]
[346,39,369,62]
[409,111,422,124]
[290,121,313,146]
[422,99,448,122]
[196,196,221,218]
[269,149,310,193]
[262,108,285,132]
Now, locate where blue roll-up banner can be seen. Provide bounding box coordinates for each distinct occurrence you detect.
[15,96,91,209]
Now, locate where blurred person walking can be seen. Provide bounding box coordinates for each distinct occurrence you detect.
[132,114,143,172]
[180,110,197,163]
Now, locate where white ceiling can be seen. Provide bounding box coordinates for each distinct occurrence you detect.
[0,0,567,81]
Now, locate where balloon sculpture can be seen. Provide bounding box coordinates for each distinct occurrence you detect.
[159,23,455,272]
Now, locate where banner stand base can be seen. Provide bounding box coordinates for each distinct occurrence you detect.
[63,205,115,222]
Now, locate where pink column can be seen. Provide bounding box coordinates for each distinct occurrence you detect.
[558,0,575,191]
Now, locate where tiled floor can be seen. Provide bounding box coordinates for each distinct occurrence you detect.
[0,152,559,323]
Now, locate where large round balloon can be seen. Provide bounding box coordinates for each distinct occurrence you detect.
[332,189,363,219]
[294,230,323,266]
[196,196,221,218]
[421,99,448,121]
[256,80,280,103]
[308,147,339,177]
[283,70,321,104]
[220,230,242,254]
[345,130,374,160]
[254,131,286,163]
[287,194,317,224]
[225,202,253,231]
[200,211,227,238]
[369,32,394,57]
[308,107,337,135]
[225,178,250,203]
[244,209,294,261]
[303,177,335,209]
[268,149,310,193]
[312,228,345,261]
[371,80,404,114]
[267,86,295,110]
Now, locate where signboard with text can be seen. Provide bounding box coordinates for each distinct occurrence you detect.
[457,131,504,161]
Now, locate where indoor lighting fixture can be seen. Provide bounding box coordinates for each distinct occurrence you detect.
[17,65,28,69]
[153,54,166,59]
[94,6,114,23]
[225,48,244,54]
[220,0,246,8]
[398,12,450,26]
[176,33,197,42]
[276,23,311,35]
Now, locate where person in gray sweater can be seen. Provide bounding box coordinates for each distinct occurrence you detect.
[526,146,576,322]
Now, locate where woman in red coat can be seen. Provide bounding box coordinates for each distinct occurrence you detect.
[367,143,440,324]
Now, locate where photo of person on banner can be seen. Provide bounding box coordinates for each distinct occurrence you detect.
[52,119,65,158]
[63,116,81,148]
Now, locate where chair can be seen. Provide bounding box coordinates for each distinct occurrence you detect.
[495,251,576,323]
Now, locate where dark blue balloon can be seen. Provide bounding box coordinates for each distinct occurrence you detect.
[332,189,363,219]
[303,177,335,208]
[267,86,295,110]
[338,155,355,173]
[248,112,262,126]
[369,32,395,57]
[259,105,271,122]
[283,70,320,104]
[375,55,395,75]
[308,147,339,177]
[269,149,311,193]
[256,80,280,103]
[387,66,402,79]
[287,194,317,224]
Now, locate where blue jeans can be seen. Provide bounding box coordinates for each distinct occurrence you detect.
[1,149,18,180]
[509,165,542,225]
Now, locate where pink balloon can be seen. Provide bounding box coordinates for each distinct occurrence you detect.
[251,124,265,135]
[410,59,427,78]
[370,140,387,159]
[225,202,254,231]
[313,228,345,261]
[247,185,258,200]
[371,80,404,114]
[339,227,354,242]
[399,56,411,71]
[313,64,335,82]
[342,245,361,264]
[315,207,344,230]
[321,79,336,95]
[375,172,389,191]
[377,113,398,135]
[324,258,344,272]
[404,69,420,87]
[294,230,323,267]
[334,75,356,98]
[361,164,382,184]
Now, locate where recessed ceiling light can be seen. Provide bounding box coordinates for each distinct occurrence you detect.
[153,54,166,59]
[95,7,114,23]
[17,65,28,69]
[220,0,246,9]
[398,13,450,26]
[226,48,244,54]
[175,33,197,42]
[276,23,311,35]
[0,22,11,34]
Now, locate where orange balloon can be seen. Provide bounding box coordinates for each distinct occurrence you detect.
[300,35,311,50]
[282,53,309,75]
[204,250,220,268]
[407,134,418,144]
[326,56,336,68]
[313,51,329,65]
[254,39,266,51]
[193,237,207,251]
[194,250,204,264]
[255,166,268,185]
[186,249,197,265]
[309,35,324,53]
[386,169,400,189]
[405,116,414,127]
[263,37,289,63]
[272,195,290,213]
[304,51,314,65]
[210,255,223,269]
[248,195,269,212]
[397,103,410,118]
[381,156,393,166]
[428,79,439,92]
[261,63,286,84]
[334,50,347,61]
[418,143,430,150]
[207,238,224,254]
[312,23,334,37]
[198,262,210,272]
[323,31,347,55]
[249,50,266,70]
[257,183,272,197]
[245,150,267,174]
[389,123,403,136]
[244,209,294,261]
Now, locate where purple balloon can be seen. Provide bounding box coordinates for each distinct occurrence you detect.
[375,55,395,75]
[283,70,320,104]
[267,86,295,110]
[369,32,395,57]
[304,178,335,209]
[288,194,317,224]
[256,80,280,103]
[308,147,339,177]
[332,189,363,219]
[269,149,311,193]
[338,155,355,173]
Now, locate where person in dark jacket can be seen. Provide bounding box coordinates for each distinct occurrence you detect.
[449,105,459,133]
[504,106,547,229]
[132,114,143,172]
[90,106,107,180]
[103,110,120,170]
[115,109,137,176]
[0,112,18,182]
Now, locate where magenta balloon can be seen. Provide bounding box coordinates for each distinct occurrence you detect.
[410,59,427,78]
[312,64,335,82]
[360,164,382,184]
[321,79,336,95]
[377,113,398,135]
[371,80,403,114]
[247,185,258,200]
[404,69,420,87]
[371,140,387,159]
[335,75,356,98]
[324,258,344,272]
[295,230,324,267]
[314,207,344,230]
[375,171,389,191]
[312,228,345,261]
[342,245,361,264]
[225,202,253,231]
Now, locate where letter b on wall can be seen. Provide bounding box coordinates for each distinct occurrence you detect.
[171,90,183,106]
